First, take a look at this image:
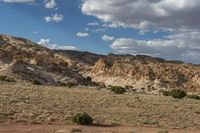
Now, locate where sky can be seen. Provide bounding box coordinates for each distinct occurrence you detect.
[0,0,200,64]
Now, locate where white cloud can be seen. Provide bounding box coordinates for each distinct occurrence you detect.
[87,28,106,33]
[111,30,200,63]
[44,0,56,9]
[102,35,114,41]
[138,29,150,35]
[92,28,106,33]
[76,32,89,37]
[88,21,99,26]
[38,38,79,51]
[44,14,63,23]
[82,0,200,30]
[82,0,200,63]
[1,0,34,3]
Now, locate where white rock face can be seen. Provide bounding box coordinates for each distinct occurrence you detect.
[0,34,91,85]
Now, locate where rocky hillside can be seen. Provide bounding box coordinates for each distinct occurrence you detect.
[54,50,104,79]
[0,34,199,92]
[88,55,200,92]
[56,52,200,93]
[0,34,90,85]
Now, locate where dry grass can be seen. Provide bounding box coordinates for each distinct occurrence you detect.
[0,82,200,131]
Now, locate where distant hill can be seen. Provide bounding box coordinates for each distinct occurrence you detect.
[0,34,200,92]
[55,48,200,93]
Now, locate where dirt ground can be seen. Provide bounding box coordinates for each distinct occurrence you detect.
[0,82,200,133]
[0,124,199,133]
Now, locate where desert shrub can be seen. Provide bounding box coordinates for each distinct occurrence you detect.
[0,76,7,81]
[7,79,16,82]
[96,82,106,89]
[71,128,82,132]
[186,94,200,100]
[162,89,187,99]
[72,113,93,125]
[195,111,200,114]
[86,76,92,81]
[108,86,126,94]
[125,85,132,89]
[59,82,76,88]
[59,82,65,86]
[0,76,16,82]
[158,131,169,133]
[169,89,187,99]
[129,131,137,133]
[162,90,170,96]
[32,80,42,85]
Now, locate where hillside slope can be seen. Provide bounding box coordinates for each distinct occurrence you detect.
[0,34,199,92]
[56,52,200,92]
[0,34,90,85]
[89,55,200,92]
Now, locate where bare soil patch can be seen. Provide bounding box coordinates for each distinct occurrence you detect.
[0,124,199,133]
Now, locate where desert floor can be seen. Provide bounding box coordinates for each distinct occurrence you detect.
[0,82,200,133]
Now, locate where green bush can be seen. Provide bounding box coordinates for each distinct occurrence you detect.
[108,86,126,94]
[72,113,93,125]
[32,80,42,85]
[169,89,187,99]
[186,94,200,100]
[59,82,76,88]
[162,89,187,99]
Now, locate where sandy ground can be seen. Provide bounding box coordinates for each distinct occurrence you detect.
[0,124,199,133]
[0,82,200,132]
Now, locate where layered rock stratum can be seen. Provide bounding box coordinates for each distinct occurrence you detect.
[0,34,90,85]
[56,49,200,93]
[0,34,200,92]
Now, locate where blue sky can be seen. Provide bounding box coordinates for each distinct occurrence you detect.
[0,0,200,63]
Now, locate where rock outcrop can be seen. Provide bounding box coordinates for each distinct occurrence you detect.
[0,34,200,92]
[0,34,90,85]
[56,51,200,92]
[88,55,200,92]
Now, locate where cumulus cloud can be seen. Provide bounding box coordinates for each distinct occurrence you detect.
[44,14,63,23]
[88,21,99,26]
[82,0,200,30]
[82,0,200,63]
[38,38,79,50]
[111,30,200,63]
[44,0,56,9]
[102,35,114,41]
[76,32,89,37]
[138,29,150,35]
[1,0,34,3]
